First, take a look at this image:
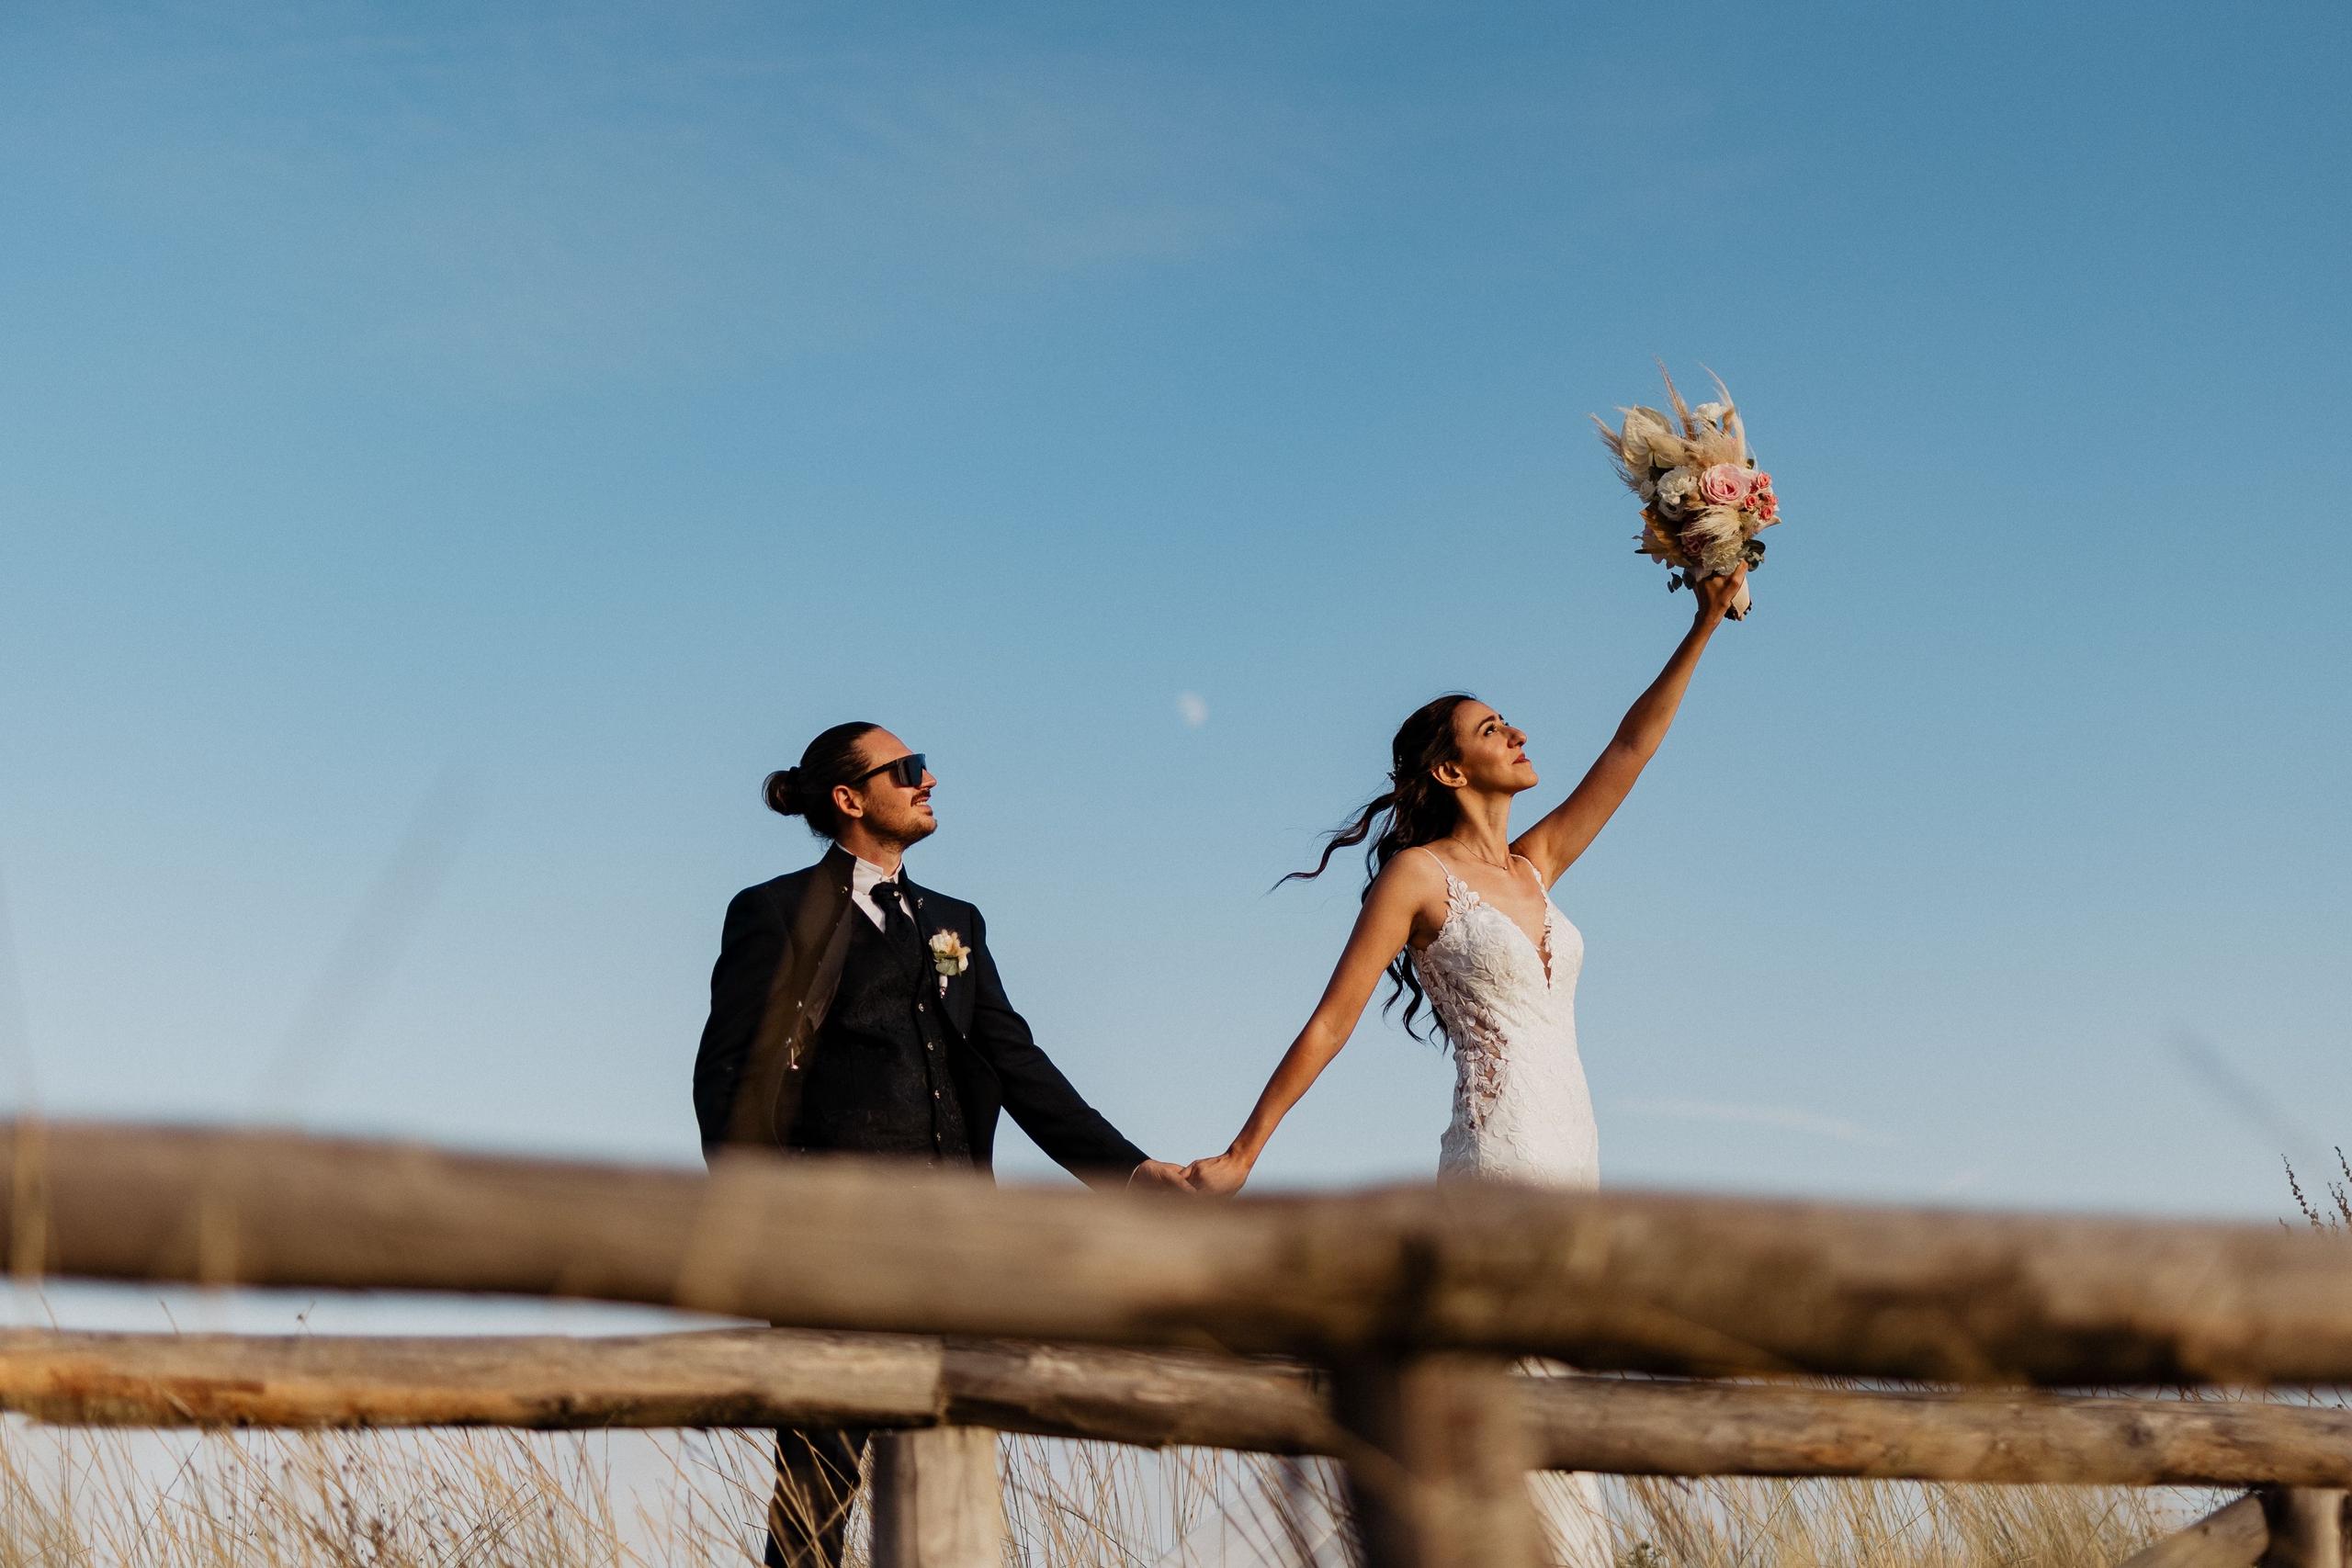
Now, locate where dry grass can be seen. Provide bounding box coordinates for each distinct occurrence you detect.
[2285,1148,2352,1233]
[0,1422,2194,1567]
[1001,1442,2188,1568]
[1607,1473,2183,1568]
[0,1424,766,1567]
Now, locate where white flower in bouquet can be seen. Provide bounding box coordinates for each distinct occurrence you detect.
[1591,367,1783,619]
[1654,466,1701,513]
[1619,407,1674,468]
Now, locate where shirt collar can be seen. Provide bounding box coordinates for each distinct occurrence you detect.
[848,852,901,895]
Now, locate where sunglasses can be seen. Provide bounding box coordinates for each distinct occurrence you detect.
[851,752,927,790]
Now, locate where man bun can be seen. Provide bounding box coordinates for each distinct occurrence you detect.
[762,766,809,818]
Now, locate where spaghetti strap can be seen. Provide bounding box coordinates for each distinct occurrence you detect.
[1413,845,1458,883]
[1511,852,1547,893]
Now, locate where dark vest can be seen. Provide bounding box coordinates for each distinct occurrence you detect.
[784,905,972,1162]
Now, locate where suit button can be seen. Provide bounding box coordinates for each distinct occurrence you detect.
[926,1043,935,1052]
[933,1089,942,1100]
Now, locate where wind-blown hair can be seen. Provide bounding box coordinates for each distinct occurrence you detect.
[1280,693,1476,1043]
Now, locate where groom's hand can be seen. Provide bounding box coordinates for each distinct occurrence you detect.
[1127,1158,1191,1191]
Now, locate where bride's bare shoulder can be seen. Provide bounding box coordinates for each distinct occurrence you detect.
[1369,846,1452,942]
[1374,844,1449,890]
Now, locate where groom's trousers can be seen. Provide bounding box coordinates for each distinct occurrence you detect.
[763,1425,869,1568]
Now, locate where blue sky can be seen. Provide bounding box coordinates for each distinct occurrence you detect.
[3,0,2347,1238]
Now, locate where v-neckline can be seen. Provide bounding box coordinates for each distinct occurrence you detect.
[1431,863,1555,987]
[1475,886,1555,987]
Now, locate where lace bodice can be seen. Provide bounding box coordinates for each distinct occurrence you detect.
[1408,849,1598,1189]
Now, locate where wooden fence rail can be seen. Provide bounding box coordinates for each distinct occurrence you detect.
[12,1122,2352,1387]
[15,1121,2352,1568]
[6,1327,2352,1492]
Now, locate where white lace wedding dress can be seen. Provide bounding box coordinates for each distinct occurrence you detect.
[1408,848,1613,1568]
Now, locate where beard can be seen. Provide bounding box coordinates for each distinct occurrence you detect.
[876,806,938,848]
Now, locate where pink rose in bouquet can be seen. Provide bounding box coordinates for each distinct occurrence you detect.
[1699,463,1752,507]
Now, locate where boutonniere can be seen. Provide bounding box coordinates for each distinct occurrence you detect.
[928,931,971,981]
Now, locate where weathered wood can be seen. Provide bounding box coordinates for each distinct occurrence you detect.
[0,1328,1328,1448]
[2260,1489,2346,1568]
[2121,1495,2268,1568]
[871,1427,1003,1568]
[9,1329,2352,1493]
[1333,1355,1542,1568]
[21,1122,2352,1384]
[1525,1380,2352,1489]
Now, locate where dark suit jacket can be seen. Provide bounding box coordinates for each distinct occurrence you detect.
[694,845,1148,1187]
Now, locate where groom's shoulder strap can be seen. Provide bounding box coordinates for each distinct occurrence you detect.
[716,845,859,1148]
[741,846,854,909]
[771,846,855,975]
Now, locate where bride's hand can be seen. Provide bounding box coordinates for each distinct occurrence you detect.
[1181,1151,1253,1197]
[1692,563,1748,624]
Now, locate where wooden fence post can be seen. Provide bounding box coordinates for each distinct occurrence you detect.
[1331,1355,1543,1568]
[869,1426,1003,1568]
[2260,1489,2346,1568]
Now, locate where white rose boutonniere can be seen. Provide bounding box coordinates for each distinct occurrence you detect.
[928,931,971,981]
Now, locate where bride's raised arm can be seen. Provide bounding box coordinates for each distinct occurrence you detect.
[1511,565,1745,886]
[1181,850,1445,1195]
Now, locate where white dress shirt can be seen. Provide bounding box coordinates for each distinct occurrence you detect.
[846,852,913,932]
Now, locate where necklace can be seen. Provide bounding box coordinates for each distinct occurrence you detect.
[1447,839,1514,874]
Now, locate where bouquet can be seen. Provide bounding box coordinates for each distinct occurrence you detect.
[1593,367,1781,619]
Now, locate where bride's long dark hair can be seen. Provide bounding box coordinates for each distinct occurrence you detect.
[1281,692,1475,1043]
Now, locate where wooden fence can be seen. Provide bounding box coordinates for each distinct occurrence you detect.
[3,1122,2347,1567]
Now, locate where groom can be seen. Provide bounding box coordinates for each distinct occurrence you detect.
[693,720,1182,1567]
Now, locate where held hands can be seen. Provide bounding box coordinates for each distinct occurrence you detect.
[1130,1154,1247,1196]
[1692,563,1748,625]
[1178,1149,1254,1196]
[1129,1158,1191,1191]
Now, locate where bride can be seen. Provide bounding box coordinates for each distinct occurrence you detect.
[1181,565,1746,1564]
